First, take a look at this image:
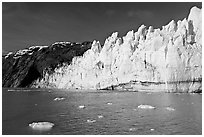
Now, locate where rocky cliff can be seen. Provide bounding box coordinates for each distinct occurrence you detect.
[2,41,92,87]
[2,6,202,93]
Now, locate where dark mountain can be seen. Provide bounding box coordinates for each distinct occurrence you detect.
[2,41,92,87]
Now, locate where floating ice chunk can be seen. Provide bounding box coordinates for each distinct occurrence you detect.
[97,115,104,119]
[107,102,112,105]
[86,119,96,123]
[129,127,137,131]
[8,89,15,92]
[29,122,54,130]
[8,89,31,92]
[165,107,175,111]
[53,97,65,101]
[78,105,86,109]
[137,104,155,109]
[150,128,155,131]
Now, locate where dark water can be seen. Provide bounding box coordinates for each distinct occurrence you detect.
[2,88,202,135]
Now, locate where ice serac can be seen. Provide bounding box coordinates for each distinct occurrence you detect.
[28,7,202,92]
[188,6,202,45]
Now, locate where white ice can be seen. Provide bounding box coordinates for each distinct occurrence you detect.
[29,122,54,130]
[137,104,155,109]
[53,97,65,101]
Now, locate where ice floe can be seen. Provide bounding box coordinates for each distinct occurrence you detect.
[78,105,86,109]
[165,107,175,111]
[86,119,96,123]
[7,89,32,92]
[29,122,54,130]
[7,89,15,92]
[53,97,65,101]
[150,128,155,131]
[107,102,112,105]
[97,115,104,119]
[129,127,137,131]
[137,104,155,109]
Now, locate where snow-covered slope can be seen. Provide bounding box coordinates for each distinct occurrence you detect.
[32,6,202,92]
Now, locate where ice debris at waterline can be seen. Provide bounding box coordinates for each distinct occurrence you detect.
[53,97,65,101]
[129,127,137,131]
[107,102,113,105]
[97,115,104,118]
[29,122,54,131]
[165,107,175,111]
[138,105,156,109]
[7,89,32,92]
[78,105,86,109]
[150,128,155,131]
[86,119,96,123]
[3,7,202,93]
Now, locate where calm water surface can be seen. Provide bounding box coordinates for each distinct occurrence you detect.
[2,88,202,135]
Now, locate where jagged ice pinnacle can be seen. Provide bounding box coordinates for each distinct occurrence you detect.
[31,6,202,92]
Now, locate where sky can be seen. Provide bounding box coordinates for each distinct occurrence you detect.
[2,2,202,52]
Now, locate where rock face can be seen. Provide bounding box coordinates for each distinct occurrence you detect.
[2,41,92,87]
[2,6,202,93]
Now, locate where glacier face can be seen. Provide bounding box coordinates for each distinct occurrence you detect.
[32,6,202,92]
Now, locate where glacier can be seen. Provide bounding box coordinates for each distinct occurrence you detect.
[31,6,202,93]
[2,6,202,93]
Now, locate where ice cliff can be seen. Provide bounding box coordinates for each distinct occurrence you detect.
[2,6,202,93]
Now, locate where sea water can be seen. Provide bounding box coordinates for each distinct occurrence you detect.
[2,88,202,135]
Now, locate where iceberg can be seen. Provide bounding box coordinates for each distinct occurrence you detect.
[137,104,156,109]
[29,122,54,130]
[107,102,113,105]
[165,107,175,111]
[86,119,96,123]
[129,127,137,131]
[97,115,104,118]
[53,97,65,101]
[150,128,155,131]
[78,105,86,109]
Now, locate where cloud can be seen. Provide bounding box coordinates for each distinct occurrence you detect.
[127,10,154,19]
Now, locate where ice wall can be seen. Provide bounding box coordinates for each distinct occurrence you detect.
[33,6,202,92]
